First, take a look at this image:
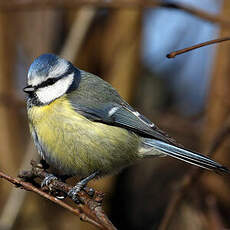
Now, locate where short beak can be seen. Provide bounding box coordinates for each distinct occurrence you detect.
[23,85,35,93]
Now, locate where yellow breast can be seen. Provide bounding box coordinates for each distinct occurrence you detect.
[28,96,140,176]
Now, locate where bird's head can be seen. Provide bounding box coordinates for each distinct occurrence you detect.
[23,54,80,105]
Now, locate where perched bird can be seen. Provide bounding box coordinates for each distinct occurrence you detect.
[24,54,229,199]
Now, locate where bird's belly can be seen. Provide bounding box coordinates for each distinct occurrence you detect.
[28,99,140,177]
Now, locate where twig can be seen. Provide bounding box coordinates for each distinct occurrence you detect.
[21,161,116,230]
[0,161,117,230]
[0,1,229,26]
[158,118,230,230]
[166,37,230,58]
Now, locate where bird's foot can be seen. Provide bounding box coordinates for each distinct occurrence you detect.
[41,174,58,190]
[68,172,99,203]
[41,174,68,199]
[84,187,95,197]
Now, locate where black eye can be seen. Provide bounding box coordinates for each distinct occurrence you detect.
[46,78,56,85]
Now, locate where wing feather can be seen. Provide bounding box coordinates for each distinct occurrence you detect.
[72,101,177,145]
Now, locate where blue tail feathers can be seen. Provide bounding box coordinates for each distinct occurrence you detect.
[143,139,230,174]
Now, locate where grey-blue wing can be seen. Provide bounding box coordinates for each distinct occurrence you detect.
[70,70,175,144]
[71,101,176,145]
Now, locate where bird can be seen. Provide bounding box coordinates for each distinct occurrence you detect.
[23,53,229,200]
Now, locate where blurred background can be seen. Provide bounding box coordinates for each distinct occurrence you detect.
[0,0,230,229]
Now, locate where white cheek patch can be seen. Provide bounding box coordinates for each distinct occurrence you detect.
[35,73,74,104]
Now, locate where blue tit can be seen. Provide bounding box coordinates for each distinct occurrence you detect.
[23,54,229,198]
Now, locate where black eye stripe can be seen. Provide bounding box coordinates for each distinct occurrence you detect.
[36,76,63,89]
[35,68,75,89]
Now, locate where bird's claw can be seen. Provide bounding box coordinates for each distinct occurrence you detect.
[41,174,67,200]
[68,185,96,204]
[85,187,95,197]
[69,172,99,203]
[68,183,83,203]
[41,174,58,190]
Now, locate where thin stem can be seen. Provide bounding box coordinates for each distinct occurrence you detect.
[167,37,230,58]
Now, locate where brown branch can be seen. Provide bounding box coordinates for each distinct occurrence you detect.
[166,37,230,58]
[0,161,117,230]
[158,118,230,230]
[0,0,229,26]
